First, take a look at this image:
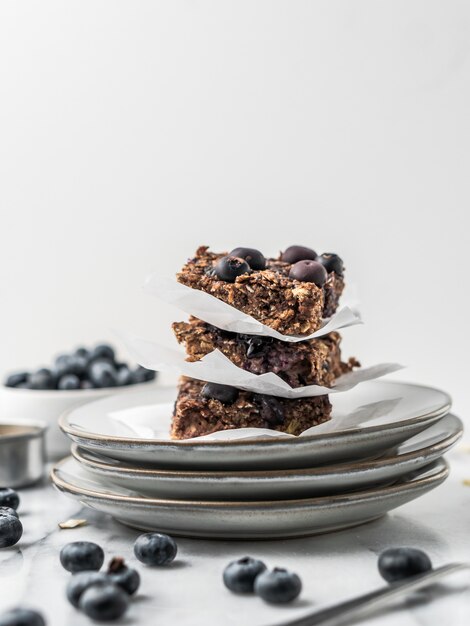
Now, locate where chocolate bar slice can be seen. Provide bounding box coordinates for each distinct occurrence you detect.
[176,246,344,336]
[173,318,359,388]
[171,377,332,439]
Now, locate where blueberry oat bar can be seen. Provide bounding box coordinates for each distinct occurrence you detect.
[173,318,359,388]
[171,377,332,439]
[176,245,345,336]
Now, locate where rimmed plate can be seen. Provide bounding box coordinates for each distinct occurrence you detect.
[52,456,449,539]
[59,381,452,470]
[71,414,462,500]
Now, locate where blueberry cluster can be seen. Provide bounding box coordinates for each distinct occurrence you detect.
[58,533,177,622]
[223,557,302,604]
[0,488,22,550]
[4,343,156,391]
[212,245,343,287]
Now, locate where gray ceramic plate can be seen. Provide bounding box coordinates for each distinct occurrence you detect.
[59,381,452,470]
[52,456,449,539]
[71,414,462,500]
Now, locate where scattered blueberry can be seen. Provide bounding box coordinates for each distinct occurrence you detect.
[4,372,29,388]
[214,256,250,282]
[223,557,267,593]
[60,541,105,573]
[107,557,140,595]
[378,547,432,583]
[66,571,109,608]
[0,608,46,626]
[316,253,344,276]
[80,380,95,390]
[134,533,177,566]
[289,260,328,286]
[0,488,20,510]
[29,369,56,390]
[229,248,266,271]
[254,567,302,604]
[79,583,129,621]
[201,382,239,405]
[0,507,18,519]
[88,361,118,389]
[0,514,23,548]
[90,344,115,363]
[281,245,317,264]
[58,374,81,390]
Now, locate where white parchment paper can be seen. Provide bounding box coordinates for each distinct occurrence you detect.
[143,276,362,342]
[120,332,403,399]
[109,396,403,441]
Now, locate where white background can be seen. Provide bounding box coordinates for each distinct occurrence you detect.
[0,1,469,417]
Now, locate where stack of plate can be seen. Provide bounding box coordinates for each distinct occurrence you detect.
[53,380,462,539]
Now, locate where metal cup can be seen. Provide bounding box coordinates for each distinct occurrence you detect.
[0,420,47,487]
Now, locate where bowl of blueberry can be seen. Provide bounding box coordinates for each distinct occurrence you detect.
[0,343,157,460]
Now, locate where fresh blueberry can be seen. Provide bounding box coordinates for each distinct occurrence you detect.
[254,567,302,603]
[289,260,327,286]
[229,248,266,271]
[79,583,129,621]
[130,366,156,385]
[0,488,20,510]
[214,256,250,282]
[223,557,267,593]
[378,547,432,583]
[316,253,344,277]
[28,369,56,390]
[0,608,46,626]
[69,356,88,376]
[80,380,95,390]
[74,347,90,360]
[53,354,71,377]
[116,366,132,386]
[90,344,116,363]
[4,372,29,388]
[88,361,118,388]
[54,355,87,378]
[281,245,317,264]
[0,507,18,519]
[0,515,23,548]
[60,541,105,573]
[66,571,109,607]
[107,557,140,595]
[134,533,177,566]
[58,374,81,390]
[201,383,239,405]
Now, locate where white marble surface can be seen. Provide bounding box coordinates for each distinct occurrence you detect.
[1,449,470,626]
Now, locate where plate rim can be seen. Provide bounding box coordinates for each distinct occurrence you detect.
[70,414,462,480]
[58,380,452,449]
[51,456,449,509]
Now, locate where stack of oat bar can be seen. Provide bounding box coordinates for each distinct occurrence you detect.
[171,245,358,440]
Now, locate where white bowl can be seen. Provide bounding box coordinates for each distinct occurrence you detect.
[0,381,158,459]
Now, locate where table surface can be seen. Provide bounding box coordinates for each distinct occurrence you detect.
[1,447,469,626]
